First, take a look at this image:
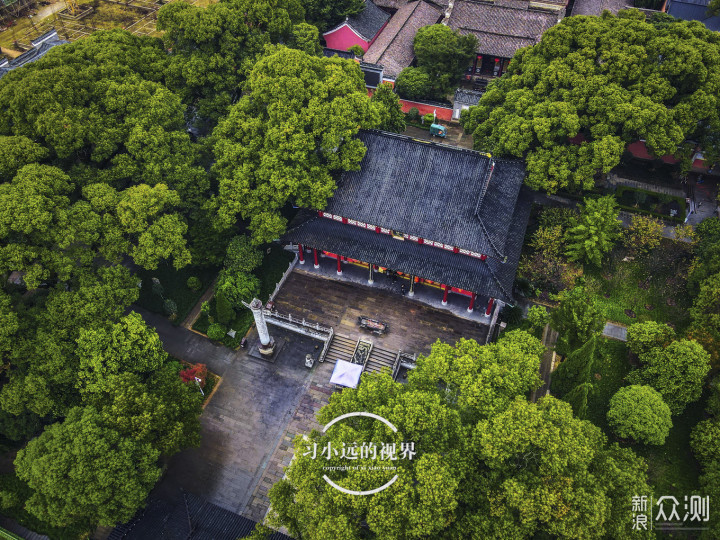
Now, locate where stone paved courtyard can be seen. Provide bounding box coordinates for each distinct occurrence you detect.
[129,271,493,528]
[272,270,489,354]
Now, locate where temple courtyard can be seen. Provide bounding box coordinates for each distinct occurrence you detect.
[118,268,491,532]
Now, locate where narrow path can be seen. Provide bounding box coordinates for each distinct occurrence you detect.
[531,324,558,402]
[181,276,218,330]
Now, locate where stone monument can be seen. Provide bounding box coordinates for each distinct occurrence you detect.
[245,298,276,356]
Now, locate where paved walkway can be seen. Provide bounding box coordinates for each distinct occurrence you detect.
[531,324,558,402]
[135,308,323,519]
[274,270,489,355]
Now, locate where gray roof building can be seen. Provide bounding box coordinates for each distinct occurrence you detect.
[324,0,391,42]
[364,0,442,77]
[0,29,68,80]
[282,130,530,302]
[446,0,560,59]
[666,0,720,31]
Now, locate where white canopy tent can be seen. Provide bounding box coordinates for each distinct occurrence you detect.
[329,359,363,388]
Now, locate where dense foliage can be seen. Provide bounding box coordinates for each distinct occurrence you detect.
[158,0,305,123]
[395,25,477,101]
[461,10,720,192]
[551,286,605,355]
[212,46,381,243]
[267,333,651,539]
[607,385,672,445]
[565,196,620,266]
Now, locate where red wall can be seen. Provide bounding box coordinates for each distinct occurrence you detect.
[324,24,371,53]
[399,98,453,122]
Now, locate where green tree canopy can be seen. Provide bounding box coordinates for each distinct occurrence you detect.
[607,384,672,445]
[290,22,323,56]
[0,266,140,417]
[158,0,304,123]
[14,406,161,528]
[212,46,381,243]
[267,333,650,539]
[84,366,203,456]
[394,67,432,101]
[371,83,406,133]
[565,196,620,266]
[411,24,477,99]
[551,286,605,355]
[626,321,675,356]
[76,312,167,394]
[0,136,49,181]
[302,0,364,32]
[627,339,711,414]
[461,11,720,192]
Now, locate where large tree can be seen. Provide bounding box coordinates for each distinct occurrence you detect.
[212,46,381,243]
[14,406,161,528]
[607,385,672,445]
[395,25,477,101]
[266,332,650,539]
[564,196,620,266]
[461,10,720,192]
[551,286,605,355]
[627,339,711,414]
[302,0,364,32]
[158,0,304,124]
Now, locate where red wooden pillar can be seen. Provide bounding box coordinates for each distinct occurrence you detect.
[467,292,476,313]
[485,297,495,316]
[336,255,342,275]
[313,248,319,269]
[441,285,449,306]
[298,244,305,264]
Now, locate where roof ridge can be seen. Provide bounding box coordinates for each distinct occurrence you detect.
[361,129,493,159]
[371,0,423,59]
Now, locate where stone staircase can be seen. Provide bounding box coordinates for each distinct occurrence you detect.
[324,335,402,377]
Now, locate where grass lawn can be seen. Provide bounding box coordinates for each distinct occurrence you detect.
[583,240,693,330]
[192,245,295,347]
[565,338,704,500]
[135,262,219,324]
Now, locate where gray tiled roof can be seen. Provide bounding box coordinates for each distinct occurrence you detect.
[666,0,720,31]
[454,88,484,106]
[571,0,629,16]
[344,0,391,41]
[364,0,442,77]
[447,0,559,59]
[284,213,514,300]
[323,130,526,258]
[0,29,68,80]
[109,493,293,540]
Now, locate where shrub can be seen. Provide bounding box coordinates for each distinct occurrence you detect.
[163,298,178,316]
[422,113,435,124]
[607,385,672,445]
[180,363,208,388]
[200,301,211,315]
[501,304,523,325]
[151,278,164,297]
[406,107,420,123]
[215,291,235,325]
[565,196,621,266]
[527,305,550,332]
[624,214,663,254]
[539,207,577,231]
[347,44,364,57]
[186,276,202,291]
[207,323,226,341]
